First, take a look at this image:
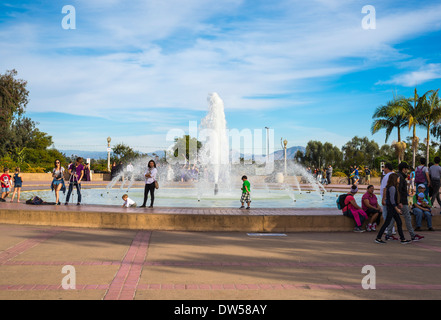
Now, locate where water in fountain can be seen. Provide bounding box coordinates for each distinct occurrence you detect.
[198,93,230,195]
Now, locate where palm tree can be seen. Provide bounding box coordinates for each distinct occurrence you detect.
[371,97,407,163]
[419,89,441,162]
[390,90,423,168]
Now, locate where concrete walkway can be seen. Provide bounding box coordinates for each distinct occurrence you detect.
[1,223,441,301]
[2,180,440,303]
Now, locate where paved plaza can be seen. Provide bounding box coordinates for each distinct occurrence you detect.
[1,223,441,301]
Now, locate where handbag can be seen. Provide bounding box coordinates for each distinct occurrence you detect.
[154,180,159,189]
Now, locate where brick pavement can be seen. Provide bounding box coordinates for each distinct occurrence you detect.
[1,223,441,301]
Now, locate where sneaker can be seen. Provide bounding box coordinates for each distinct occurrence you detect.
[428,227,435,231]
[412,234,424,242]
[239,206,245,209]
[371,223,377,231]
[246,207,250,210]
[366,224,372,232]
[401,239,412,245]
[375,238,386,244]
[64,202,68,205]
[353,227,365,233]
[77,203,81,206]
[385,235,399,241]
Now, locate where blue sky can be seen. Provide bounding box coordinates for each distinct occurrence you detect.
[1,0,441,154]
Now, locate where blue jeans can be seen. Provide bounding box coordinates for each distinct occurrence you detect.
[413,207,432,228]
[65,182,81,203]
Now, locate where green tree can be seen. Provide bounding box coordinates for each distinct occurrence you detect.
[371,97,407,162]
[111,143,140,164]
[169,135,202,164]
[342,136,380,169]
[421,89,441,162]
[303,141,324,168]
[0,69,30,157]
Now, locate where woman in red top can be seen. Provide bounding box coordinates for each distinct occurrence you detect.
[343,185,368,232]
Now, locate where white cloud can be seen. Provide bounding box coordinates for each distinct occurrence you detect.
[376,63,441,87]
[2,1,441,150]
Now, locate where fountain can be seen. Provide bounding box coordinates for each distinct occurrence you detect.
[198,93,230,195]
[97,92,328,206]
[18,92,329,208]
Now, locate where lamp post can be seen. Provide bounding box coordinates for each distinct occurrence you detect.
[265,127,270,160]
[107,137,111,172]
[281,138,288,175]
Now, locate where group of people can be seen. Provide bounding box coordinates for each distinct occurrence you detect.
[1,167,23,203]
[347,165,371,185]
[51,157,159,208]
[341,159,438,244]
[180,163,199,182]
[307,166,333,185]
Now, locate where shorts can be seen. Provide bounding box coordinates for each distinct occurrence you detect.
[52,180,63,187]
[240,192,251,203]
[14,183,22,188]
[1,187,10,193]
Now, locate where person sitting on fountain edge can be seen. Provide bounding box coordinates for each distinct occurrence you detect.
[240,175,251,209]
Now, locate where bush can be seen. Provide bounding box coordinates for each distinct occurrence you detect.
[333,171,347,177]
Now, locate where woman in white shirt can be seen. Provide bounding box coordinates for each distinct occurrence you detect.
[140,160,157,208]
[51,159,66,205]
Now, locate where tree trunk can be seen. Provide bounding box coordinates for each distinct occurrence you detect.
[412,125,416,169]
[427,126,431,162]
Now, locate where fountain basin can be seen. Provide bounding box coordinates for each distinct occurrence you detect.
[20,187,362,208]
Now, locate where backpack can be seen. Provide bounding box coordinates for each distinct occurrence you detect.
[26,196,44,205]
[414,166,426,184]
[336,194,349,210]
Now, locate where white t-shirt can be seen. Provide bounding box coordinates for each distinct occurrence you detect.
[144,168,157,185]
[123,197,136,207]
[380,171,392,201]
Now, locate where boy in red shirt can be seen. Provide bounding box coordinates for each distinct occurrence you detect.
[1,168,12,201]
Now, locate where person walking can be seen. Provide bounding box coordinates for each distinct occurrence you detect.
[380,163,396,240]
[10,167,23,203]
[239,175,251,209]
[429,156,441,208]
[326,165,332,185]
[364,166,371,185]
[51,159,66,205]
[397,162,424,241]
[375,173,412,244]
[140,160,157,208]
[0,167,12,201]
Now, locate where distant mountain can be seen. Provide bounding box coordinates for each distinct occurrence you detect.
[230,146,305,162]
[59,147,304,161]
[59,150,166,160]
[273,146,305,160]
